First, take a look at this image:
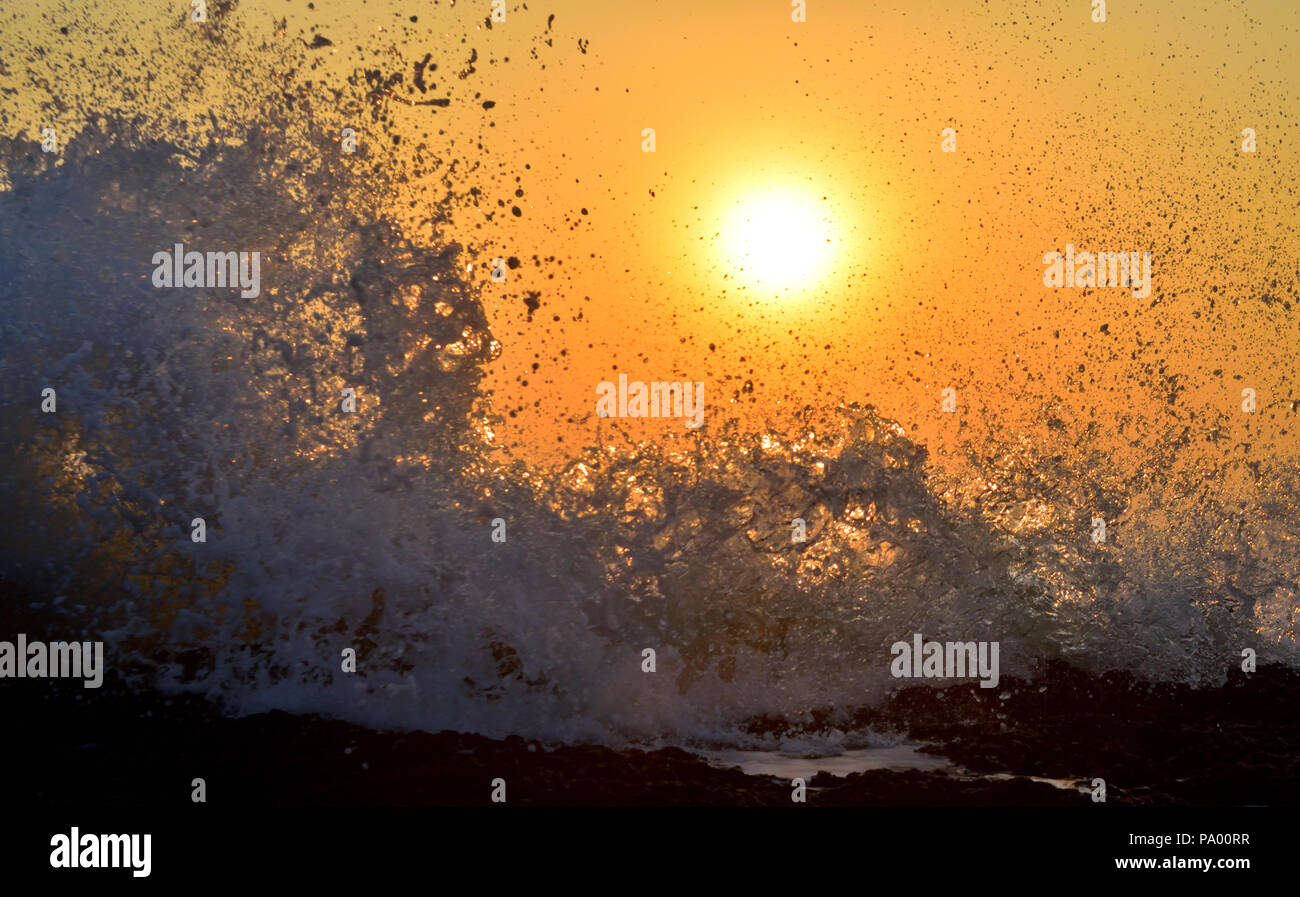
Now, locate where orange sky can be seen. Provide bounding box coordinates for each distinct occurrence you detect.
[423,0,1299,472]
[4,0,1297,472]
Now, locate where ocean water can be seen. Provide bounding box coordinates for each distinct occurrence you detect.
[698,745,951,779]
[2,4,1297,754]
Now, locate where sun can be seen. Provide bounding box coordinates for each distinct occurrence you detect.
[724,188,835,292]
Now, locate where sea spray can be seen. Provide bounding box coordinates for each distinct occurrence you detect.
[1,10,1297,754]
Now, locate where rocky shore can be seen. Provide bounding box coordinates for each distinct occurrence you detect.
[4,661,1295,807]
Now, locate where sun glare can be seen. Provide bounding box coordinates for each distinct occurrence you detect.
[724,188,835,292]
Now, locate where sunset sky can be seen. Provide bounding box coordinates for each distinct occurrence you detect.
[4,0,1297,470]
[365,0,1298,469]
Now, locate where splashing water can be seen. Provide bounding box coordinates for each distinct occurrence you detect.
[1,9,1297,751]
